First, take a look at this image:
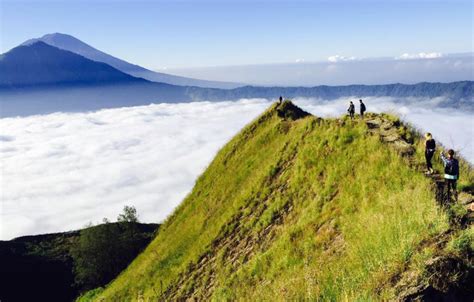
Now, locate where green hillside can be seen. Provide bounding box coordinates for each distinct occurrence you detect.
[85,101,473,301]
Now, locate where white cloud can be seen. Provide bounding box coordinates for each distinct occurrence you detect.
[327,55,357,63]
[0,100,271,240]
[397,52,443,60]
[1,98,472,239]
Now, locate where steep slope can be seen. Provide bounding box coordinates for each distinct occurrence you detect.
[86,102,473,301]
[22,33,240,88]
[0,42,146,87]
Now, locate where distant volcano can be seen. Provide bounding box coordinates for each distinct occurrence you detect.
[0,41,145,87]
[22,33,240,89]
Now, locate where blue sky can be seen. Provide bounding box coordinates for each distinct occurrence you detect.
[1,0,472,69]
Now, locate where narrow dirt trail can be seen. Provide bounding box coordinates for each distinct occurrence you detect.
[364,114,474,227]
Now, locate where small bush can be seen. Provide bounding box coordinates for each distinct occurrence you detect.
[117,205,139,223]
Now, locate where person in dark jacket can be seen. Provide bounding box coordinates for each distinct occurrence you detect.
[424,133,436,174]
[359,99,366,118]
[347,101,355,119]
[279,96,283,104]
[440,149,459,201]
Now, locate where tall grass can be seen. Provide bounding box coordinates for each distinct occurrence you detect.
[92,103,461,301]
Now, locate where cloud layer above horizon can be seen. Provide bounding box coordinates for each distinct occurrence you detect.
[165,54,473,86]
[1,98,472,239]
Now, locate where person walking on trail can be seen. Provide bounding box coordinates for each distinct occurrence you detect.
[279,96,283,104]
[440,149,459,201]
[359,99,366,118]
[347,101,355,119]
[424,133,436,174]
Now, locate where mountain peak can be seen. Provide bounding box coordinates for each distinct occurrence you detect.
[40,32,79,40]
[22,33,87,47]
[42,32,76,38]
[275,100,310,120]
[0,40,144,87]
[17,33,241,88]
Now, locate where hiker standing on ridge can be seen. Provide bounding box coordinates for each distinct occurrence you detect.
[359,99,366,118]
[424,133,436,174]
[279,96,283,104]
[440,149,459,201]
[347,101,355,119]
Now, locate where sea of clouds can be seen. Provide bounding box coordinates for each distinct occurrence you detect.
[1,98,472,239]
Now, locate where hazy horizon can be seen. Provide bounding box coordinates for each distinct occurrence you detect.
[161,53,474,86]
[3,34,472,86]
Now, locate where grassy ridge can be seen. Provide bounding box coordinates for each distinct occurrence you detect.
[90,102,471,301]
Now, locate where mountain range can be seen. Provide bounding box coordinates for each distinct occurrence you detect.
[0,33,473,117]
